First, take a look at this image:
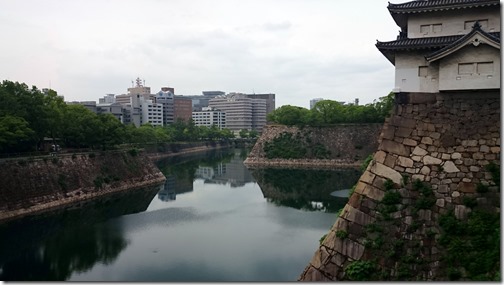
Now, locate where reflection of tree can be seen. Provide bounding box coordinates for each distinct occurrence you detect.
[43,223,127,279]
[0,223,126,281]
[0,185,159,281]
[252,168,361,213]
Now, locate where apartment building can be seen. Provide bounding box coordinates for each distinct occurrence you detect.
[192,107,226,129]
[208,93,266,133]
[139,99,163,126]
[174,96,193,122]
[155,87,175,125]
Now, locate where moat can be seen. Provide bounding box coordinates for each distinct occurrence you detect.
[0,148,361,281]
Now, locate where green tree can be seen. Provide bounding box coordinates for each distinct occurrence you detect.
[239,129,249,138]
[267,105,311,126]
[248,129,258,138]
[61,104,101,148]
[0,115,35,152]
[220,128,235,139]
[96,114,126,149]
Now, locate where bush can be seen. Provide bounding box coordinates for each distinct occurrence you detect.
[361,155,373,171]
[128,148,139,157]
[345,261,376,281]
[382,191,401,205]
[336,230,349,239]
[319,234,327,245]
[58,174,67,191]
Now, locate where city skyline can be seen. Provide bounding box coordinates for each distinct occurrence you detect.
[1,0,398,109]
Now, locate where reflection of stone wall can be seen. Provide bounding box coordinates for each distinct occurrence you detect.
[251,168,361,212]
[245,124,382,167]
[299,92,500,281]
[0,151,166,222]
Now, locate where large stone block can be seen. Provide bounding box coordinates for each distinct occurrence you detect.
[360,171,375,184]
[412,146,428,156]
[369,162,403,185]
[458,182,476,193]
[423,155,442,165]
[396,127,413,138]
[402,138,417,147]
[363,184,385,201]
[389,116,417,129]
[397,156,414,168]
[343,205,374,226]
[374,151,387,164]
[342,239,365,260]
[442,161,460,173]
[381,139,411,157]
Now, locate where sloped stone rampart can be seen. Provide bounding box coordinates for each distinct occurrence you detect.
[0,151,166,222]
[244,124,382,167]
[299,91,500,281]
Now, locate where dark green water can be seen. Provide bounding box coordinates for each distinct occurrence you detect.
[0,148,361,281]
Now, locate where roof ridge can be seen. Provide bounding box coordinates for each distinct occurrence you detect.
[388,0,499,13]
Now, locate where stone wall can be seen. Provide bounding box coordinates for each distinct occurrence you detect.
[0,150,166,222]
[244,124,382,167]
[145,141,233,161]
[299,91,500,281]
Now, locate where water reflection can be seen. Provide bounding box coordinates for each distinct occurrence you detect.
[156,149,254,202]
[250,168,361,213]
[1,148,363,281]
[0,185,160,281]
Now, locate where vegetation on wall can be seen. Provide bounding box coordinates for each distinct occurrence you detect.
[267,92,394,126]
[263,131,331,159]
[438,210,500,280]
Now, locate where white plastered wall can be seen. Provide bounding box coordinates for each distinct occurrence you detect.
[439,44,500,90]
[408,7,500,38]
[395,51,440,93]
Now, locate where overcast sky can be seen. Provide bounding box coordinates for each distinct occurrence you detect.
[1,0,400,108]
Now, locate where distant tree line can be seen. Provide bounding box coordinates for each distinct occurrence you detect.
[0,80,242,154]
[267,93,394,126]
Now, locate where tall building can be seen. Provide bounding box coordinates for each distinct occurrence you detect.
[251,98,267,132]
[155,87,175,125]
[99,94,116,104]
[376,0,500,93]
[97,103,123,122]
[209,93,266,133]
[139,98,163,126]
[192,107,226,129]
[115,94,131,105]
[128,77,151,99]
[174,96,193,122]
[310,98,324,109]
[245,93,275,115]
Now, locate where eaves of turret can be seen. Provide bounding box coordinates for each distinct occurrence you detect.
[375,31,501,64]
[387,0,500,29]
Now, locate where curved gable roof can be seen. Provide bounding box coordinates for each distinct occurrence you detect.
[425,22,501,62]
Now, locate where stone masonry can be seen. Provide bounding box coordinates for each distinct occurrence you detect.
[298,91,500,281]
[245,124,382,168]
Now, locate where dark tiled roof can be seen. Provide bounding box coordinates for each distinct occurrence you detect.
[388,0,499,14]
[376,31,500,64]
[376,31,500,50]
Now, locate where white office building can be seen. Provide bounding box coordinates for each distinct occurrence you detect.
[192,107,226,129]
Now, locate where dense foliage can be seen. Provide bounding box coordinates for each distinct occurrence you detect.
[263,131,331,159]
[267,92,394,126]
[0,80,236,154]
